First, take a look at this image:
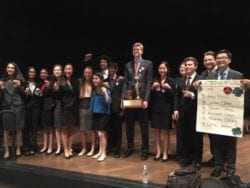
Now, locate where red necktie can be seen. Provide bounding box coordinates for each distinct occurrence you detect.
[135,61,140,76]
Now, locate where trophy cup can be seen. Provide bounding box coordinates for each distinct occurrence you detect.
[123,76,143,108]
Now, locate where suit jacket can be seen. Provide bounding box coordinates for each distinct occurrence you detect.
[1,80,26,107]
[108,76,124,113]
[122,59,153,101]
[174,73,201,114]
[60,79,78,110]
[206,68,243,80]
[40,83,55,112]
[25,81,42,109]
[151,77,176,113]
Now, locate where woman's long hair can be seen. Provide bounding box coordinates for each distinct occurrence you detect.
[51,64,64,86]
[155,61,170,83]
[1,62,25,82]
[80,66,94,98]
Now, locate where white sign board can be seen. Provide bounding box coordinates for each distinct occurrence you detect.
[196,80,245,137]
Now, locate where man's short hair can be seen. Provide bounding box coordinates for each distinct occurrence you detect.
[216,49,232,59]
[132,42,144,51]
[109,62,118,69]
[183,56,199,67]
[99,55,111,64]
[203,51,216,58]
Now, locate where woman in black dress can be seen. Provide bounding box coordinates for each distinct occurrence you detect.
[0,62,26,159]
[23,66,42,155]
[60,64,78,159]
[51,64,64,156]
[151,61,176,162]
[39,68,54,155]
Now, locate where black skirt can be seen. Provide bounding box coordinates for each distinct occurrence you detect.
[61,107,77,127]
[92,113,110,131]
[2,104,25,131]
[41,110,54,128]
[151,112,172,130]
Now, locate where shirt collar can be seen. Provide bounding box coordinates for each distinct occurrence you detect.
[188,72,196,80]
[218,67,229,75]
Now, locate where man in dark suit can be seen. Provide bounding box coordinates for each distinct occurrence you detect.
[122,42,153,160]
[206,50,244,178]
[107,62,124,158]
[200,51,217,167]
[173,57,203,170]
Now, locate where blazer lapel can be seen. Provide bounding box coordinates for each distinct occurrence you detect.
[227,69,233,79]
[129,61,136,78]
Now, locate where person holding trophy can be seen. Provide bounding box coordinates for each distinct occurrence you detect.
[121,42,153,161]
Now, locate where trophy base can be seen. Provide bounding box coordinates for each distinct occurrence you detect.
[123,99,143,108]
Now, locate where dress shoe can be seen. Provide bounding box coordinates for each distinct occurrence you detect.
[193,163,201,170]
[3,152,10,159]
[39,148,47,154]
[141,153,148,161]
[86,151,94,157]
[78,149,87,156]
[161,157,168,163]
[23,151,30,156]
[97,154,107,162]
[180,160,192,167]
[30,150,35,155]
[114,152,121,158]
[46,150,53,156]
[92,153,101,159]
[203,157,214,167]
[154,155,161,161]
[122,150,134,158]
[64,154,71,159]
[54,149,62,156]
[210,169,221,178]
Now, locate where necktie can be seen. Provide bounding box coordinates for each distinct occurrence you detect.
[220,71,225,80]
[186,76,191,90]
[135,61,140,76]
[110,77,115,89]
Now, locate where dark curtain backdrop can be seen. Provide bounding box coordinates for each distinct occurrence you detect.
[0,0,250,78]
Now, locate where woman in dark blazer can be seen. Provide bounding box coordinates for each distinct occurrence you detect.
[151,61,176,162]
[39,68,55,155]
[60,64,78,159]
[23,66,42,156]
[0,62,26,159]
[51,64,64,156]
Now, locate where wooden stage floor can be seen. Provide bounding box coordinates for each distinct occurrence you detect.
[17,123,250,186]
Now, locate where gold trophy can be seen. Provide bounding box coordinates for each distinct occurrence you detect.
[123,76,143,108]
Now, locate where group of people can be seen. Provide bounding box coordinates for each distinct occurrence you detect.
[0,42,250,179]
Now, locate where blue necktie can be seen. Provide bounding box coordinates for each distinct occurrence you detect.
[220,71,225,80]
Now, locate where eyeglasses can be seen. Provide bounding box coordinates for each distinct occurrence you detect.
[216,56,229,60]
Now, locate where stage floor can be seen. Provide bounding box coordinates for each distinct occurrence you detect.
[17,123,250,186]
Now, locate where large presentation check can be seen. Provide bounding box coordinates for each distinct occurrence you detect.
[196,80,245,137]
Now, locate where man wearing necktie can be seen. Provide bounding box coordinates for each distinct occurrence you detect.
[121,42,153,160]
[173,57,203,170]
[107,62,124,158]
[200,51,217,167]
[206,49,244,178]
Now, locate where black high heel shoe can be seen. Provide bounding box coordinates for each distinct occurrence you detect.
[54,149,62,156]
[39,148,47,154]
[161,156,168,162]
[153,154,162,161]
[46,149,53,156]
